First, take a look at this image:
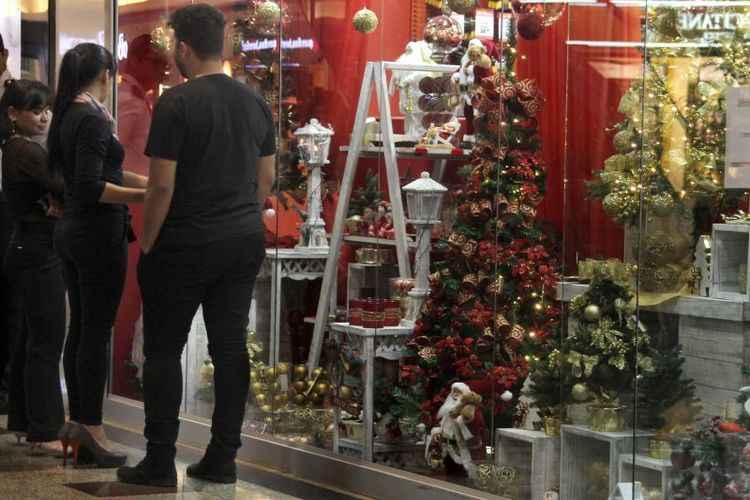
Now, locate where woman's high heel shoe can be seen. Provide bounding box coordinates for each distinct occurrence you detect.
[69,425,127,468]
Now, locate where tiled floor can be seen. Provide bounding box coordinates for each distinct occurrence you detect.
[0,426,327,500]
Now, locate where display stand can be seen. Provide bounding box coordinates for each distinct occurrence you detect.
[618,453,671,500]
[330,322,413,462]
[560,425,654,499]
[307,61,460,370]
[495,428,560,500]
[259,248,330,366]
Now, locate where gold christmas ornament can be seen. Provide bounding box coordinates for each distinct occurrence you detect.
[255,393,268,405]
[276,362,289,375]
[315,383,330,396]
[256,1,282,26]
[250,368,260,381]
[293,364,307,380]
[339,385,353,401]
[293,394,307,406]
[293,380,307,393]
[571,383,590,402]
[264,416,273,425]
[260,404,274,414]
[251,382,264,393]
[272,381,282,393]
[265,366,277,379]
[353,7,379,34]
[583,304,601,322]
[448,0,476,15]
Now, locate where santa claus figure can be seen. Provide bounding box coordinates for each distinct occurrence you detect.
[452,39,495,140]
[425,382,483,478]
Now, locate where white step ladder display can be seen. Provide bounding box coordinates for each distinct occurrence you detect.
[307,61,461,369]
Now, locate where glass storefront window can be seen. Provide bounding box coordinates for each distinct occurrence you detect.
[107,0,750,498]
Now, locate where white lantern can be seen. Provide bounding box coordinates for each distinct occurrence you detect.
[402,171,448,224]
[401,172,447,325]
[294,118,333,166]
[293,119,334,250]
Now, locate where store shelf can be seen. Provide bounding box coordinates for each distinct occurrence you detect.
[496,428,560,500]
[341,145,472,160]
[619,453,671,471]
[344,235,417,248]
[330,322,413,337]
[556,280,750,322]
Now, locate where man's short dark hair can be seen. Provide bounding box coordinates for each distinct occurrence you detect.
[169,4,225,59]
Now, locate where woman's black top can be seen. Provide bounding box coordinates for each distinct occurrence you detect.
[1,136,62,223]
[57,103,125,219]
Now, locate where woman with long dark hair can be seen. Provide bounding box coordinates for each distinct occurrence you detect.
[0,78,65,454]
[48,43,146,467]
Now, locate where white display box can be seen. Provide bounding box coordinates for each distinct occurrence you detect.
[495,428,560,500]
[711,224,750,302]
[560,425,653,500]
[618,454,672,500]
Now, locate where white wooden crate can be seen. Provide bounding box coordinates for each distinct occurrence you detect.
[495,428,560,500]
[560,425,654,500]
[618,454,672,500]
[712,223,750,302]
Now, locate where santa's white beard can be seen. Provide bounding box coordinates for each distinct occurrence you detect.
[438,394,461,421]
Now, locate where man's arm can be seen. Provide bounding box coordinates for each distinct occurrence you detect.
[141,157,176,254]
[257,154,276,204]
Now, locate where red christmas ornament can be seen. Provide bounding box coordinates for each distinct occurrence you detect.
[516,13,544,41]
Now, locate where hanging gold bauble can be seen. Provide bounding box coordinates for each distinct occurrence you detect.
[293,364,307,380]
[276,362,289,375]
[447,0,476,15]
[353,8,379,34]
[251,382,264,394]
[255,393,268,405]
[265,366,277,379]
[339,385,353,401]
[250,369,260,381]
[315,383,330,396]
[260,404,274,413]
[256,1,282,26]
[312,367,324,377]
[571,383,590,402]
[293,380,307,393]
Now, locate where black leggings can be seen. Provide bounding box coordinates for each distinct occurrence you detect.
[5,223,66,441]
[55,216,127,426]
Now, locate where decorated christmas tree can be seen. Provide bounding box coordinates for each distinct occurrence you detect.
[563,268,653,411]
[399,49,560,434]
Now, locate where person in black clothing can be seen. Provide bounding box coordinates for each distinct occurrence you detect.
[117,4,276,487]
[47,43,147,467]
[0,32,17,414]
[0,79,66,452]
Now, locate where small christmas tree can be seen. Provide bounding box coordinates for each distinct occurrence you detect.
[563,267,653,407]
[348,168,383,217]
[524,338,571,419]
[637,346,700,432]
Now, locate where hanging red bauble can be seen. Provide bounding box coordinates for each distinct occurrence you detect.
[516,12,544,41]
[511,0,565,28]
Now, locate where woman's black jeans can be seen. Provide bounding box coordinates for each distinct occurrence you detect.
[55,212,127,426]
[4,221,66,442]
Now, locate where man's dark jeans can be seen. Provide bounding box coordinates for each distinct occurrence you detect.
[139,233,265,466]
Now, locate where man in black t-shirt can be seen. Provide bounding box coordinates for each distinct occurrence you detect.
[118,4,276,487]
